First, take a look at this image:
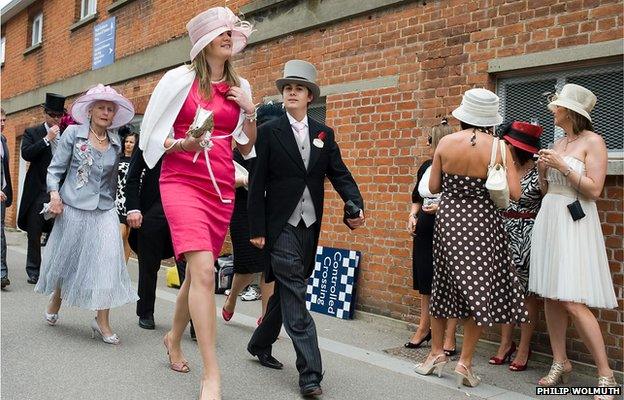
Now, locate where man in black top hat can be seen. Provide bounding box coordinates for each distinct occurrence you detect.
[18,93,66,284]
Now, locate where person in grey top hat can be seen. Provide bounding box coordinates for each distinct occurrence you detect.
[247,60,365,398]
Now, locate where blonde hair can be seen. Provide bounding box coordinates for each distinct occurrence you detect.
[430,119,453,148]
[192,47,241,100]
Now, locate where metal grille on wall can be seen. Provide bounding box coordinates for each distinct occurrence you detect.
[497,64,623,151]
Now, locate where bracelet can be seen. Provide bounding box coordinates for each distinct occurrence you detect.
[243,108,257,122]
[163,138,179,151]
[178,139,188,152]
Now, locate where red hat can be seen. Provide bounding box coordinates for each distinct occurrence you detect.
[501,121,543,154]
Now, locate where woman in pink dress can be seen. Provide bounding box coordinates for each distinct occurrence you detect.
[139,7,256,400]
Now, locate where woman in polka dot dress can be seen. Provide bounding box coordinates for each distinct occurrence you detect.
[414,88,528,388]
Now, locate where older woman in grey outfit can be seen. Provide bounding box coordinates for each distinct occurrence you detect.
[35,85,138,344]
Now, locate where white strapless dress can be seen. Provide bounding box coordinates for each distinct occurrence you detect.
[529,156,617,308]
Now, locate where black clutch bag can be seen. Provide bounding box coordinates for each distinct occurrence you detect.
[344,200,361,219]
[567,199,585,221]
[567,172,585,221]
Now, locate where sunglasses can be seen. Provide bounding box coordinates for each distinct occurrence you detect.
[46,111,63,118]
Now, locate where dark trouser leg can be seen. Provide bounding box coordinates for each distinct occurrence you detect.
[25,203,44,279]
[136,236,161,318]
[272,224,322,388]
[135,205,169,318]
[1,203,7,279]
[247,282,283,356]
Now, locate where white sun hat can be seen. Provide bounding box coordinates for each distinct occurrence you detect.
[547,83,596,122]
[452,88,503,127]
[71,84,135,129]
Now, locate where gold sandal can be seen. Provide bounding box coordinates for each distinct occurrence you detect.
[538,360,571,386]
[455,362,481,388]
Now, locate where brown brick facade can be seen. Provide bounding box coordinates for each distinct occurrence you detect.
[2,0,622,370]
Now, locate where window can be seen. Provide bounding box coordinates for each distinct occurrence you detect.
[272,97,327,124]
[497,64,623,151]
[31,12,43,46]
[0,36,5,64]
[80,0,97,19]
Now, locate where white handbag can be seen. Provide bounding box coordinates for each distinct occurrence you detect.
[485,138,510,209]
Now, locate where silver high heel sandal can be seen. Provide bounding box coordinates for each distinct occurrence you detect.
[455,362,481,388]
[90,318,120,345]
[594,375,618,400]
[414,354,447,377]
[44,312,58,326]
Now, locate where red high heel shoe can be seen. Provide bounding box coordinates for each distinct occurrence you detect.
[489,342,516,365]
[222,295,234,322]
[509,348,532,371]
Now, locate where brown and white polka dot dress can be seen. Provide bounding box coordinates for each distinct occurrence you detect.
[430,173,528,326]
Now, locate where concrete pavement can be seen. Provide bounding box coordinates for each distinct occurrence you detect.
[1,230,602,399]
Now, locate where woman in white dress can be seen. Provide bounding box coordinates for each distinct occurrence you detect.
[530,83,618,398]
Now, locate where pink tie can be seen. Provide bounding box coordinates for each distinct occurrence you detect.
[292,121,306,143]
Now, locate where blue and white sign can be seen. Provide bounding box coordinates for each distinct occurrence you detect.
[92,17,116,70]
[306,246,361,320]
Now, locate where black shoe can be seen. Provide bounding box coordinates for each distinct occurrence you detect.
[190,323,196,341]
[1,277,9,288]
[443,348,457,357]
[27,276,38,284]
[404,330,432,349]
[138,316,155,330]
[255,353,283,370]
[300,383,322,397]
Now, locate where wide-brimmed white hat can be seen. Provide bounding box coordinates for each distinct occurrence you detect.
[187,7,253,61]
[276,60,321,100]
[71,84,135,129]
[547,83,596,122]
[452,88,503,127]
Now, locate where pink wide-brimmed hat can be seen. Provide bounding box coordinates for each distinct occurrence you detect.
[71,84,135,129]
[187,7,254,61]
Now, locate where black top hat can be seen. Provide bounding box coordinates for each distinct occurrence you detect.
[43,93,66,114]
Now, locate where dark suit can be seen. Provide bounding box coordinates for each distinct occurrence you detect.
[247,114,363,388]
[126,148,176,318]
[2,134,13,279]
[18,124,53,279]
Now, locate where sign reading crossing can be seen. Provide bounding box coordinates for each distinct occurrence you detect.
[306,246,361,320]
[92,17,116,70]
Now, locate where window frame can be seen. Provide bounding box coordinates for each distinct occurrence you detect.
[31,12,43,46]
[80,0,97,20]
[496,63,623,154]
[0,36,5,65]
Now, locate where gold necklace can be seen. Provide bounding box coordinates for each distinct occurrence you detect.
[564,133,581,151]
[90,127,107,143]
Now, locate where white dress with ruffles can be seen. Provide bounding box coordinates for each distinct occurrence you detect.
[529,156,617,308]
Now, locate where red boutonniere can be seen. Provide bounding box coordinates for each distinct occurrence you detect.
[313,131,326,148]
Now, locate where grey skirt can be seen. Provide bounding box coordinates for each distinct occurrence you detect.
[35,205,138,310]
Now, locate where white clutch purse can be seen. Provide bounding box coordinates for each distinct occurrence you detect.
[187,107,214,139]
[234,161,249,190]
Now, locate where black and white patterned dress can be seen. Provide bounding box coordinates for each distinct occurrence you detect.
[115,155,131,224]
[430,173,528,326]
[502,167,541,296]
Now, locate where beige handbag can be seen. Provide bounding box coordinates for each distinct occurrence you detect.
[485,138,510,209]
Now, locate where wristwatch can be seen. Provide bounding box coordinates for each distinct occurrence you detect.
[43,137,50,146]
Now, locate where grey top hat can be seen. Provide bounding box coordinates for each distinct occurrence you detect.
[275,60,320,100]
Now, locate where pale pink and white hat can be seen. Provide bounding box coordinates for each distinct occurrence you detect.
[187,7,254,61]
[71,84,135,129]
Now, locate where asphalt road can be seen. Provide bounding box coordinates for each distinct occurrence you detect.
[1,230,600,400]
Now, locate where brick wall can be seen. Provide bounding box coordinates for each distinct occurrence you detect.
[2,0,622,370]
